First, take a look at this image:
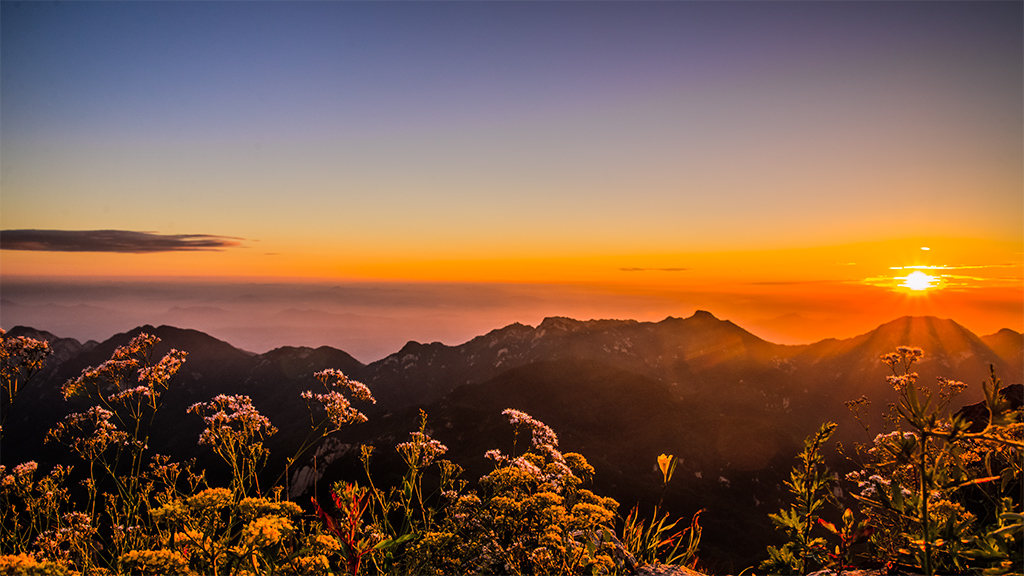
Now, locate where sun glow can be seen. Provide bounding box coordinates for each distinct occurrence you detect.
[901,270,937,291]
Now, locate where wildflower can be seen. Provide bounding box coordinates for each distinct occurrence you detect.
[61,333,161,399]
[241,515,293,548]
[137,349,187,389]
[314,533,341,552]
[938,376,968,399]
[880,352,901,367]
[315,368,374,401]
[0,331,51,401]
[108,385,154,404]
[896,346,924,361]
[485,449,507,463]
[151,500,188,524]
[174,529,203,547]
[187,487,233,510]
[290,555,331,573]
[512,456,544,480]
[49,407,129,458]
[33,512,96,563]
[658,453,677,484]
[304,390,369,427]
[845,395,870,409]
[0,554,66,576]
[503,408,560,450]
[13,461,37,478]
[303,369,375,430]
[396,430,448,469]
[239,497,303,520]
[188,394,277,446]
[886,373,916,392]
[571,502,616,529]
[120,549,189,573]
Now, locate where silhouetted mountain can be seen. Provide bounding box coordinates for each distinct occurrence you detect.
[982,328,1024,369]
[2,314,1020,572]
[361,311,783,408]
[5,326,98,382]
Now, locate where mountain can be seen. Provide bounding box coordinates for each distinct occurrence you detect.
[362,311,785,408]
[982,327,1024,369]
[1,314,1020,572]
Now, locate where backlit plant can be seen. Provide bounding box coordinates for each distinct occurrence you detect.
[18,329,1016,575]
[763,346,1022,575]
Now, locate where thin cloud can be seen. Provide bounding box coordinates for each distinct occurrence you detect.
[0,229,243,253]
[889,264,1019,270]
[746,280,832,286]
[619,267,690,272]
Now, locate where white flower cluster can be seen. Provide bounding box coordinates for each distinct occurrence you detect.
[108,385,154,404]
[54,406,131,455]
[845,470,912,499]
[62,333,162,399]
[136,349,187,390]
[301,369,376,429]
[1,461,37,489]
[396,431,448,469]
[314,369,374,402]
[33,511,96,562]
[886,373,917,392]
[0,329,51,380]
[187,394,277,446]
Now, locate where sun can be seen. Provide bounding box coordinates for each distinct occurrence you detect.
[900,270,937,291]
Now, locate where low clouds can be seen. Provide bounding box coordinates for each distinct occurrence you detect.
[0,230,242,253]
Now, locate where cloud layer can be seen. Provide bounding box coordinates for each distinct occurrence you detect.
[0,230,242,253]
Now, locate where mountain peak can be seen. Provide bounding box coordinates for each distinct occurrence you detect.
[538,316,584,332]
[688,310,719,321]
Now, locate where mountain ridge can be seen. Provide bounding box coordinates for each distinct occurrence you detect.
[3,313,1021,572]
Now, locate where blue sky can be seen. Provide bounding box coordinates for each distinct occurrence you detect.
[1,1,1021,355]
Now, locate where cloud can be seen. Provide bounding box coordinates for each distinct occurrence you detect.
[619,267,690,272]
[0,230,243,253]
[889,264,1019,270]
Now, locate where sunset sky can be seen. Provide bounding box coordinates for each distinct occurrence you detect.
[1,1,1021,360]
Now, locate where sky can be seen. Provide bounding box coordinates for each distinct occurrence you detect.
[1,1,1021,361]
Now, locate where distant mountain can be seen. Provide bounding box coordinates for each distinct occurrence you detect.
[1,314,1020,572]
[982,327,1024,369]
[5,326,99,382]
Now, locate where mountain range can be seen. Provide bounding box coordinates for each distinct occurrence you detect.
[3,312,1021,572]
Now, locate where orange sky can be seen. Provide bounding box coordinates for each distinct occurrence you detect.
[2,236,1020,355]
[1,3,1021,357]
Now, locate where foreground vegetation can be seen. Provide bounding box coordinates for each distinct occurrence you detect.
[0,330,1020,574]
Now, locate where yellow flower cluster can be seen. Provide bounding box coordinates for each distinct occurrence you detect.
[0,553,68,576]
[186,487,232,511]
[238,497,302,521]
[150,500,188,523]
[241,515,294,549]
[282,554,330,574]
[173,529,203,548]
[118,549,190,575]
[313,533,341,553]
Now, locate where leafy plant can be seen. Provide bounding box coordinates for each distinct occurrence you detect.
[845,348,1022,575]
[621,504,702,569]
[761,421,837,575]
[817,508,873,574]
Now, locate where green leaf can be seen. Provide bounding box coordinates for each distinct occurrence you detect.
[372,532,418,551]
